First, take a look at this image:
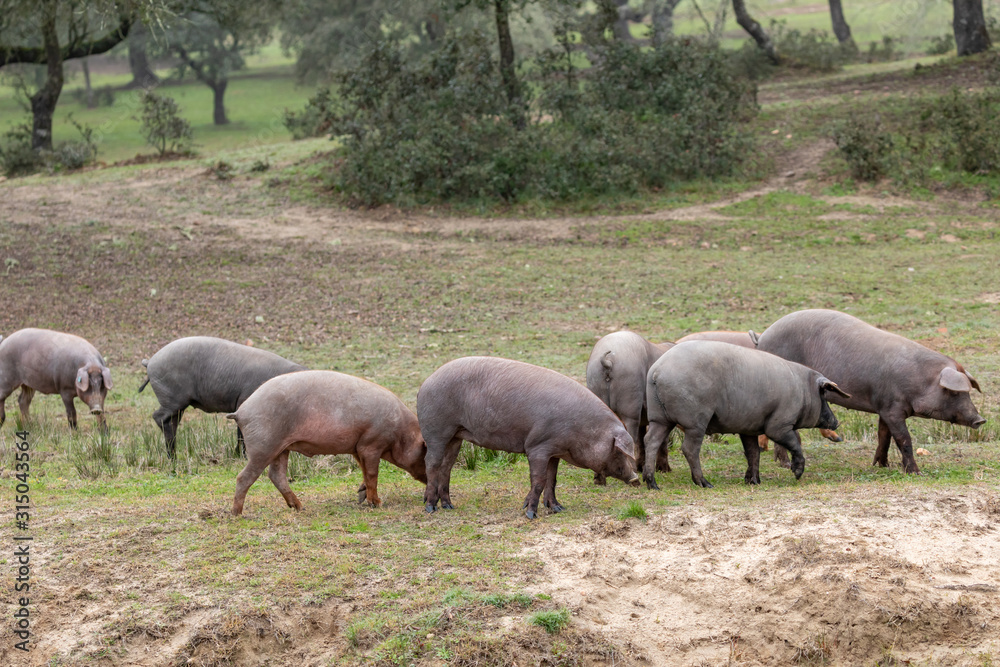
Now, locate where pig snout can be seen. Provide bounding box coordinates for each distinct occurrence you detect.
[89,405,103,414]
[628,472,640,487]
[971,415,987,429]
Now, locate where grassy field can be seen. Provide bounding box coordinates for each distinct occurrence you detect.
[2,38,1000,667]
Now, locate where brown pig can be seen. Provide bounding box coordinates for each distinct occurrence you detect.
[418,356,640,519]
[226,371,427,515]
[756,309,986,474]
[0,328,113,431]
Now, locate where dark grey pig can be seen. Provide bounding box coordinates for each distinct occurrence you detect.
[139,336,305,458]
[227,371,427,515]
[0,328,112,432]
[586,331,674,481]
[644,341,849,489]
[418,356,640,519]
[674,330,760,348]
[756,308,986,474]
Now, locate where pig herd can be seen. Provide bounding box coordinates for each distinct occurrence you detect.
[0,309,987,519]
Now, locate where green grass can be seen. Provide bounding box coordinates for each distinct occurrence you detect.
[616,499,649,521]
[528,608,570,634]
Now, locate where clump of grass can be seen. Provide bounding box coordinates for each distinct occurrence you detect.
[68,431,119,479]
[345,613,395,649]
[482,592,533,608]
[616,500,648,522]
[528,608,570,634]
[461,443,520,470]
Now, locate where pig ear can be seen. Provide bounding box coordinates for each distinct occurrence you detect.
[940,367,972,393]
[965,371,981,393]
[101,367,113,390]
[819,378,851,399]
[76,367,89,391]
[748,330,760,346]
[613,433,635,460]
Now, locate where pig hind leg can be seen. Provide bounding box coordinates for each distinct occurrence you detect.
[541,457,563,514]
[680,428,712,488]
[642,420,675,490]
[153,405,185,459]
[17,386,35,424]
[424,435,462,512]
[740,434,762,485]
[266,450,303,510]
[356,445,384,507]
[232,451,272,516]
[524,451,555,520]
[876,414,919,474]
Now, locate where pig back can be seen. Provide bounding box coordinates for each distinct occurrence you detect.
[0,328,105,393]
[756,309,956,413]
[420,356,620,451]
[147,337,305,412]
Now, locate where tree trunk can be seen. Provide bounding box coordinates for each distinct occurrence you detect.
[493,0,524,125]
[613,0,636,42]
[211,79,228,125]
[82,58,95,108]
[127,22,159,89]
[732,0,779,64]
[828,0,857,52]
[652,0,682,45]
[953,0,992,56]
[30,3,64,151]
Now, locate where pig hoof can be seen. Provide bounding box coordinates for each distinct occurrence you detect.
[525,510,537,520]
[645,478,659,491]
[424,503,437,514]
[441,501,454,510]
[548,503,564,513]
[744,475,760,485]
[696,479,714,489]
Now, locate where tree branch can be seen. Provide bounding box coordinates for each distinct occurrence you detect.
[0,14,133,67]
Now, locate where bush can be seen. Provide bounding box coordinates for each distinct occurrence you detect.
[865,36,900,63]
[283,88,335,139]
[925,87,1000,174]
[769,20,852,72]
[309,32,757,205]
[137,91,193,156]
[926,33,954,56]
[832,114,895,181]
[0,115,98,177]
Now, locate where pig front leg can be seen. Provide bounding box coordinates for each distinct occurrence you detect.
[876,414,919,474]
[768,430,805,480]
[357,446,383,507]
[61,391,78,429]
[542,457,563,514]
[17,386,35,424]
[680,428,711,488]
[266,450,303,511]
[740,434,762,485]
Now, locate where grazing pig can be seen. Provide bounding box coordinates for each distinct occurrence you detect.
[675,329,842,451]
[756,309,986,474]
[586,331,674,481]
[674,330,760,348]
[418,356,640,519]
[644,341,849,489]
[227,371,427,515]
[138,336,305,458]
[0,328,112,432]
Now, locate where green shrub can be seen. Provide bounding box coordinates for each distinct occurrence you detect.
[832,114,895,181]
[926,87,1000,174]
[865,36,900,63]
[137,91,193,156]
[926,33,954,56]
[769,20,852,71]
[0,115,98,177]
[283,87,335,139]
[303,31,757,205]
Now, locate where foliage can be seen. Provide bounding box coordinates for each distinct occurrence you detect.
[136,91,193,156]
[864,35,900,63]
[924,87,1000,174]
[768,20,850,72]
[0,113,98,176]
[304,31,757,205]
[283,87,335,139]
[616,500,648,521]
[832,114,895,182]
[926,33,955,56]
